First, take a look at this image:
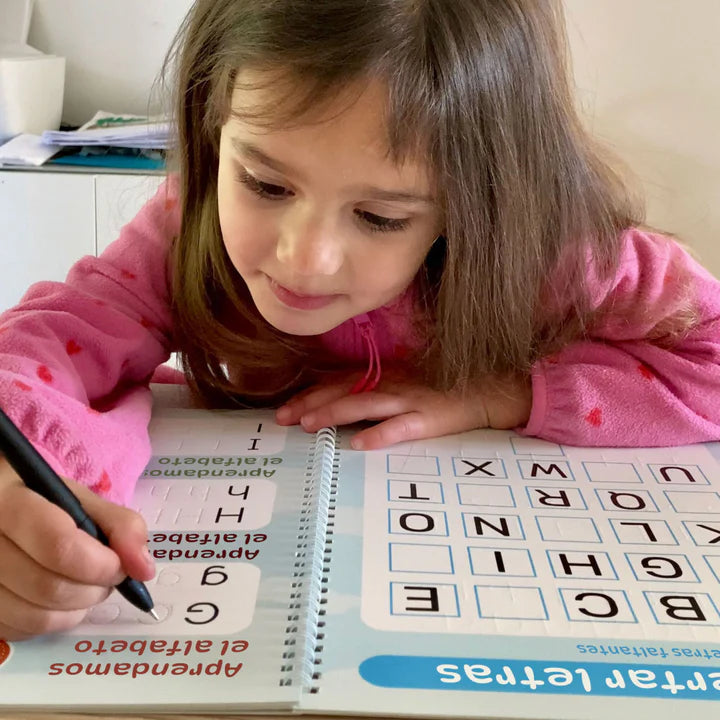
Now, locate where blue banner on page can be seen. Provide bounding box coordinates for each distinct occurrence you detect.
[359,656,720,700]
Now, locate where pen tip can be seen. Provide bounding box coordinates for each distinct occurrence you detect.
[149,608,160,621]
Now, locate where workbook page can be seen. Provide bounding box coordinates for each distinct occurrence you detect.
[0,408,314,712]
[306,429,720,720]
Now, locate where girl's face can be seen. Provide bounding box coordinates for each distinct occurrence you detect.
[217,73,442,336]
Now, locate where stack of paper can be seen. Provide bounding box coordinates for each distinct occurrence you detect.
[42,110,171,150]
[0,133,61,166]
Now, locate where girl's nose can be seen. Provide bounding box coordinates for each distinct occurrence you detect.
[276,207,343,277]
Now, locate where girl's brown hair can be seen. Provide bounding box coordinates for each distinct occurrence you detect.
[164,0,643,407]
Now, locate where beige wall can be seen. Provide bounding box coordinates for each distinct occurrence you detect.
[565,0,720,277]
[28,1,719,276]
[28,0,193,125]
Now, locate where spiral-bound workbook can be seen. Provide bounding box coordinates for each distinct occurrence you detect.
[1,396,720,719]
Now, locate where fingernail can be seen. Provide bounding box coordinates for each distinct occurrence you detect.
[276,405,291,423]
[300,413,315,430]
[141,545,155,573]
[350,436,364,450]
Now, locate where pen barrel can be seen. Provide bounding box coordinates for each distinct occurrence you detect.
[77,515,106,543]
[116,576,154,613]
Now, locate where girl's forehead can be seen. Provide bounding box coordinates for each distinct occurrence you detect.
[229,69,383,130]
[226,70,429,176]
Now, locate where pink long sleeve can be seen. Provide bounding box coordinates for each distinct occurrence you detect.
[522,229,720,446]
[0,180,179,505]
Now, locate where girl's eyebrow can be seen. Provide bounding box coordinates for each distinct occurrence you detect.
[232,137,293,175]
[355,185,435,205]
[231,136,435,206]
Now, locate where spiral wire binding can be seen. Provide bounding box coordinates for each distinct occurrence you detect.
[279,426,338,692]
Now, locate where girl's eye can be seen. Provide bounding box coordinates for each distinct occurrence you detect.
[236,168,291,200]
[354,209,410,233]
[235,167,409,233]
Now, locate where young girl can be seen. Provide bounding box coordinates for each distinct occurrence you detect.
[0,0,718,639]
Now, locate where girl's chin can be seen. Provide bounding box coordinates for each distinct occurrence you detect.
[259,306,348,337]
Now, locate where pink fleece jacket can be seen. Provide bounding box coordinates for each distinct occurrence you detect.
[1,180,719,505]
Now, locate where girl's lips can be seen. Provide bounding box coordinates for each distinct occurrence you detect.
[268,277,339,310]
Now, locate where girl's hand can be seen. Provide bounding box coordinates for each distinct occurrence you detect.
[276,371,532,450]
[0,458,154,640]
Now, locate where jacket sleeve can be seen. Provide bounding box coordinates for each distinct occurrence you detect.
[521,229,720,446]
[0,179,180,504]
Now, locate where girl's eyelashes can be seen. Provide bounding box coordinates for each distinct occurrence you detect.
[235,166,410,233]
[353,209,410,233]
[236,168,291,200]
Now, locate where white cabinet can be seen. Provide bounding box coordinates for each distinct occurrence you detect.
[95,173,164,254]
[0,169,164,311]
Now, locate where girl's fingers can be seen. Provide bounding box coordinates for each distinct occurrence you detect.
[346,399,490,450]
[0,584,88,638]
[0,484,123,586]
[297,392,413,432]
[0,535,111,611]
[68,480,155,583]
[349,411,430,449]
[276,378,359,424]
[0,620,33,642]
[278,377,493,450]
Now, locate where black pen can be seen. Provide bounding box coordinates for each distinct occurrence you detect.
[0,406,159,620]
